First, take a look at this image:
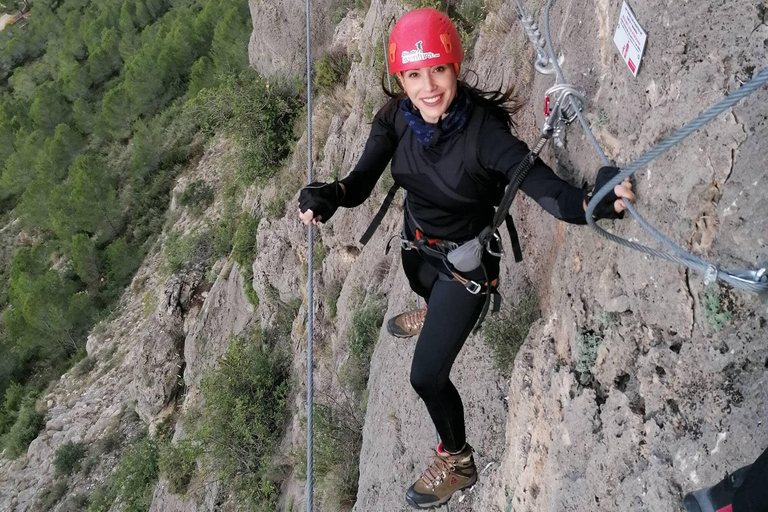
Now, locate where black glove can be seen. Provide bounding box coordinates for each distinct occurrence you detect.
[298,181,343,223]
[590,166,626,220]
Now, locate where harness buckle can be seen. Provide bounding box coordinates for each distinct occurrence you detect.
[401,237,412,251]
[465,280,482,295]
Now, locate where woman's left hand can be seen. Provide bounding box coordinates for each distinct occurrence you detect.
[613,178,635,214]
[589,166,636,220]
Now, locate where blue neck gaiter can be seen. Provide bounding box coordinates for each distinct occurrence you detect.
[400,90,472,147]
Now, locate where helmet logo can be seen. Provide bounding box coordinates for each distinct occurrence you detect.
[401,41,440,65]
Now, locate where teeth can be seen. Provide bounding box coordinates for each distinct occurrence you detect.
[423,95,441,105]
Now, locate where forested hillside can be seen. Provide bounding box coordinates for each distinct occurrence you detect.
[0,0,299,459]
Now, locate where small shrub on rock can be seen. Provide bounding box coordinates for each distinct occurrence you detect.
[2,397,44,459]
[482,290,540,376]
[54,441,86,475]
[192,331,291,509]
[158,439,199,495]
[314,51,351,94]
[576,331,603,385]
[35,479,68,511]
[87,433,159,512]
[178,180,215,216]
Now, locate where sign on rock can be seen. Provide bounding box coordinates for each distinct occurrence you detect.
[614,1,647,77]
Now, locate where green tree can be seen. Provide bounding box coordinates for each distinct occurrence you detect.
[128,121,160,182]
[58,55,92,102]
[66,154,122,239]
[29,82,72,135]
[35,124,84,183]
[72,98,95,134]
[62,11,87,61]
[69,234,100,286]
[99,85,136,140]
[8,253,92,356]
[9,66,41,103]
[88,28,122,85]
[210,6,251,72]
[105,237,136,285]
[188,56,215,97]
[0,129,46,199]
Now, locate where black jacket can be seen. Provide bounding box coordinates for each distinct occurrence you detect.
[340,96,586,242]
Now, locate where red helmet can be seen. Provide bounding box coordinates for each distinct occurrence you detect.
[388,8,463,75]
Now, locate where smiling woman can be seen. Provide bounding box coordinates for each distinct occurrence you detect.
[298,7,635,509]
[399,64,457,123]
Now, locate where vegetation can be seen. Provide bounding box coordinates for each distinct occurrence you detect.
[35,479,69,511]
[313,402,363,511]
[53,440,86,476]
[703,287,732,331]
[0,0,304,454]
[324,282,342,321]
[482,290,540,376]
[158,438,199,494]
[294,292,382,510]
[190,329,291,508]
[231,213,260,306]
[2,396,44,458]
[88,433,159,512]
[178,179,215,216]
[575,331,603,385]
[314,51,351,94]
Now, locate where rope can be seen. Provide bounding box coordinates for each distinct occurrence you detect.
[305,0,314,509]
[539,0,768,293]
[375,0,393,93]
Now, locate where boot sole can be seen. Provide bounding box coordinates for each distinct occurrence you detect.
[386,318,420,338]
[683,489,720,512]
[405,474,478,510]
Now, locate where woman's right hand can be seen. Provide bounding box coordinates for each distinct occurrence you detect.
[298,181,343,225]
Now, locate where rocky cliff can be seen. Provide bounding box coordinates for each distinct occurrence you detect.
[1,1,766,511]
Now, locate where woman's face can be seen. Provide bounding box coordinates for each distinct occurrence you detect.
[400,64,458,124]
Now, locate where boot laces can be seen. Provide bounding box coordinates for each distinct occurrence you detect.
[420,451,455,490]
[401,307,427,331]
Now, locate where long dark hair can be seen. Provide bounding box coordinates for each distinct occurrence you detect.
[380,68,524,130]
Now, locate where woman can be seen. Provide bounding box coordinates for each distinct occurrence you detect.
[299,8,635,509]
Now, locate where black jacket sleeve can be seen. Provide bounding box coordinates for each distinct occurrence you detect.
[338,101,399,208]
[477,114,587,225]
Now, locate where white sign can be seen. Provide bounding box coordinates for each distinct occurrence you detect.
[613,1,647,77]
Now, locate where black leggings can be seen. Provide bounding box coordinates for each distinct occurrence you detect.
[402,246,498,453]
[734,446,768,512]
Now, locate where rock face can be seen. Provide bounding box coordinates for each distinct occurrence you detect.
[247,0,338,77]
[2,2,766,512]
[247,0,767,511]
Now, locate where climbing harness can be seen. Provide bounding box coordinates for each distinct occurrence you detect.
[514,0,768,293]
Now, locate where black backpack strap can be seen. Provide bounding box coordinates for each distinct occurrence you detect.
[465,106,524,262]
[505,213,523,263]
[359,182,400,245]
[358,105,408,246]
[463,106,488,187]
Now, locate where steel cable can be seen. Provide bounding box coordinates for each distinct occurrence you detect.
[540,0,768,293]
[305,0,314,509]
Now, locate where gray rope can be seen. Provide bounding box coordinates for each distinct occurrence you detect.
[305,0,314,509]
[375,0,393,93]
[541,0,768,293]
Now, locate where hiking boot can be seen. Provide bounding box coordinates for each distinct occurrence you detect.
[683,465,751,512]
[405,443,477,509]
[386,306,427,338]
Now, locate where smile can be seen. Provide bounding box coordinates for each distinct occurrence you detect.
[421,94,443,105]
